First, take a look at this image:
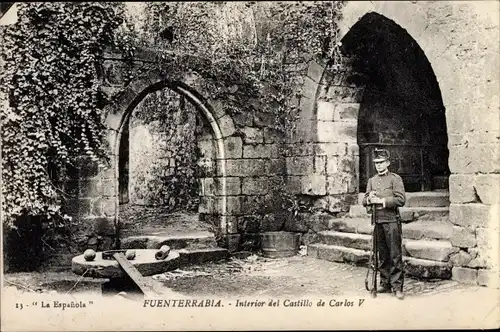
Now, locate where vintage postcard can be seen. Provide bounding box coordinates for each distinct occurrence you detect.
[1,1,499,330]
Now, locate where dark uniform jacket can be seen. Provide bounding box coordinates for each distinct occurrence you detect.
[362,171,406,222]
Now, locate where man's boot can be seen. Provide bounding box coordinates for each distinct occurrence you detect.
[395,290,404,300]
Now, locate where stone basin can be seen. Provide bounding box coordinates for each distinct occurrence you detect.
[72,249,180,279]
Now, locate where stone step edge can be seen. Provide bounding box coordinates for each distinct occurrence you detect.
[177,247,229,266]
[120,234,218,250]
[316,231,454,258]
[307,243,452,279]
[319,228,453,240]
[324,218,453,240]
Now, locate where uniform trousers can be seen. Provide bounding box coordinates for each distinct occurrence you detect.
[375,221,404,291]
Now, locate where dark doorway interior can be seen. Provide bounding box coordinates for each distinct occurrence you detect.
[341,12,450,192]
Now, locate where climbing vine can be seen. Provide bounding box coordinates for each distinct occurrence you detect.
[0,3,125,227]
[121,1,346,136]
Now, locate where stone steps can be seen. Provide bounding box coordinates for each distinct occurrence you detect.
[318,231,457,262]
[326,218,453,241]
[349,205,449,221]
[307,243,452,279]
[357,191,450,207]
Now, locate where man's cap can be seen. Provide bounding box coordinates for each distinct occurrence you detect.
[373,148,390,162]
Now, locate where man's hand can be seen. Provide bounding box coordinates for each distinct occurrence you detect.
[370,196,384,205]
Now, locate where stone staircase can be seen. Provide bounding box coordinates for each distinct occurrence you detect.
[308,191,456,279]
[119,212,228,267]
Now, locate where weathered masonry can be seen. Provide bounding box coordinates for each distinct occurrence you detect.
[4,1,493,286]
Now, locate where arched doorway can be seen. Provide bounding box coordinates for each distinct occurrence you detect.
[107,79,230,240]
[341,12,450,193]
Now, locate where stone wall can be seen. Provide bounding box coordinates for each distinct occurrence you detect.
[53,1,499,284]
[335,1,499,287]
[128,90,202,211]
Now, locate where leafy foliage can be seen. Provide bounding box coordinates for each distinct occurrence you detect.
[122,1,346,135]
[0,3,124,227]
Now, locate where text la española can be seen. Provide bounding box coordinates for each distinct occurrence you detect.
[41,301,88,310]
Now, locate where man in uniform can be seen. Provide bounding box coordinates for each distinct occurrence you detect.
[362,148,406,300]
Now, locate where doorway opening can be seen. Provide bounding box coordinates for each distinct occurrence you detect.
[341,12,450,192]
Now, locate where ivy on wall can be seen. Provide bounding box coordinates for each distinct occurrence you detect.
[121,1,346,136]
[0,3,124,228]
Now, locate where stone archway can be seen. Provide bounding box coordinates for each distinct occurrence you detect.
[341,12,450,193]
[103,75,237,244]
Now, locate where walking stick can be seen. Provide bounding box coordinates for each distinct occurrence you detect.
[364,204,378,298]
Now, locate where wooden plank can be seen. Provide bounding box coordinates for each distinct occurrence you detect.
[112,252,159,297]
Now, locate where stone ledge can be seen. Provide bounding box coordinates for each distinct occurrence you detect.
[307,244,453,280]
[404,239,458,262]
[120,232,218,250]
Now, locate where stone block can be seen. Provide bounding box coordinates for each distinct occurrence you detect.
[225,159,267,177]
[299,175,327,196]
[226,196,241,215]
[301,76,319,99]
[449,174,476,204]
[475,174,500,204]
[241,127,264,144]
[219,115,236,138]
[450,203,496,228]
[334,103,360,121]
[306,60,325,83]
[243,144,278,159]
[449,144,500,174]
[451,226,477,248]
[298,96,315,120]
[200,178,215,196]
[327,175,356,195]
[233,111,253,127]
[317,121,357,143]
[317,101,336,121]
[477,269,500,288]
[449,250,473,267]
[404,240,458,262]
[403,257,452,280]
[209,99,226,120]
[314,143,348,156]
[263,127,284,143]
[326,156,338,174]
[224,136,243,159]
[451,266,478,284]
[319,231,372,251]
[283,143,314,157]
[199,197,216,214]
[242,177,270,195]
[291,119,317,143]
[267,159,286,175]
[286,156,314,175]
[220,177,241,196]
[476,227,493,251]
[225,234,241,253]
[314,156,327,174]
[224,216,238,234]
